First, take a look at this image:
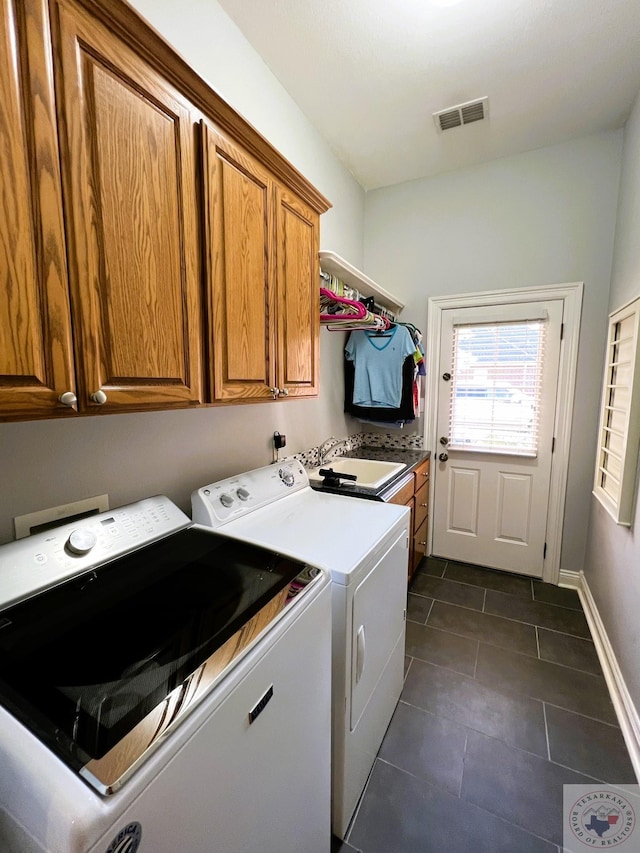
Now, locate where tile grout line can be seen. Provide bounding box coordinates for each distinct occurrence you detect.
[458,730,468,798]
[473,638,480,678]
[404,656,413,683]
[482,587,487,613]
[426,597,435,622]
[542,701,551,761]
[535,625,541,659]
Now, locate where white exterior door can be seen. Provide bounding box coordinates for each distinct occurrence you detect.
[431,300,563,577]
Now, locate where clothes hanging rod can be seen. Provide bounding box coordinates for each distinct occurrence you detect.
[319,250,404,316]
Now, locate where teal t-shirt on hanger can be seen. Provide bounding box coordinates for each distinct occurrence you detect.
[345,326,416,408]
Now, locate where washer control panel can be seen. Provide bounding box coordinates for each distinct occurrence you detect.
[0,496,190,611]
[192,461,309,528]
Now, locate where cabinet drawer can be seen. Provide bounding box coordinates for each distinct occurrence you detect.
[414,458,430,489]
[413,515,429,571]
[414,487,429,532]
[386,474,415,507]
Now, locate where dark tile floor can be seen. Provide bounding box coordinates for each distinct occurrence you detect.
[343,557,637,853]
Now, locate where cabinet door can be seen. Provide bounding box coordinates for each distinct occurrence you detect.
[52,0,203,411]
[0,0,74,419]
[202,123,276,401]
[275,187,319,398]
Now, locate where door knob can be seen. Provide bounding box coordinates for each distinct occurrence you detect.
[279,388,289,397]
[90,390,107,404]
[438,452,449,462]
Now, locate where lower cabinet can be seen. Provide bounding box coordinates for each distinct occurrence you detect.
[387,457,430,582]
[412,459,430,576]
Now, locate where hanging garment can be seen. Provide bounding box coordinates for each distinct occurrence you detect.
[345,326,416,408]
[344,353,416,422]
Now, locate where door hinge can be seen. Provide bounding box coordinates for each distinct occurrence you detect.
[560,323,564,341]
[551,437,555,453]
[543,542,547,559]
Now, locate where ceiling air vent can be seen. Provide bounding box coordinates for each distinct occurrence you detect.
[433,97,489,133]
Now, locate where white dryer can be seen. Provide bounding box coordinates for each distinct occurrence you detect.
[192,460,410,838]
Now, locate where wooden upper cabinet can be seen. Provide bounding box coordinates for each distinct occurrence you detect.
[202,122,320,402]
[275,187,319,398]
[50,0,203,411]
[202,122,275,401]
[0,0,75,418]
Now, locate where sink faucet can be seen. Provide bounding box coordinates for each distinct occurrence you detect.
[318,437,352,466]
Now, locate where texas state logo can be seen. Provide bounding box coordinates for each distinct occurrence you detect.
[569,790,636,848]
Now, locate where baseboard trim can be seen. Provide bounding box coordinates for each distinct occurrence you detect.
[568,570,640,782]
[558,568,582,589]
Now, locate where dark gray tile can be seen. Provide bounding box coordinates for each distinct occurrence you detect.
[475,643,618,725]
[485,589,591,638]
[349,758,558,853]
[545,704,637,783]
[405,620,478,676]
[461,730,597,846]
[406,592,433,624]
[411,573,485,610]
[402,658,547,757]
[379,701,467,794]
[427,600,538,657]
[533,581,582,610]
[538,628,603,675]
[417,556,446,578]
[444,560,533,598]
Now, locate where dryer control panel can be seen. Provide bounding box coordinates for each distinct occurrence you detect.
[192,461,309,528]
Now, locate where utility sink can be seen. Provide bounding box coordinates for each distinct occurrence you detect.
[307,458,406,490]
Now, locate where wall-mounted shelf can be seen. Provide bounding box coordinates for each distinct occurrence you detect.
[319,251,405,316]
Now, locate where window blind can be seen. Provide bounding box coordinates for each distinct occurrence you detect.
[593,296,640,525]
[448,320,547,455]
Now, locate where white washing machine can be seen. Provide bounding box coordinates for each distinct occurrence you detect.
[0,496,331,853]
[192,460,410,838]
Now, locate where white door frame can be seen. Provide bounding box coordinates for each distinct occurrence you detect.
[425,282,583,584]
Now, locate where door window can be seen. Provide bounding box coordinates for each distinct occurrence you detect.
[449,320,547,455]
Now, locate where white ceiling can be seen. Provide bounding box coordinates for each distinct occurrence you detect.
[217,0,640,190]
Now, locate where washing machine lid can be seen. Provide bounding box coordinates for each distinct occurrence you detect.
[0,523,321,794]
[205,489,410,584]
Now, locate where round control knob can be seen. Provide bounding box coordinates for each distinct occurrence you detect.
[66,528,97,555]
[279,467,295,487]
[220,493,234,508]
[236,487,250,501]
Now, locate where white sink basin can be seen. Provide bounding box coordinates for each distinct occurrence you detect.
[308,458,406,490]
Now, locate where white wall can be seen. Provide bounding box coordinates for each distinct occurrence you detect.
[0,0,363,545]
[583,89,640,712]
[363,131,623,576]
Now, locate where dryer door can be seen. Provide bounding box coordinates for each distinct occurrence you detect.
[350,529,408,731]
